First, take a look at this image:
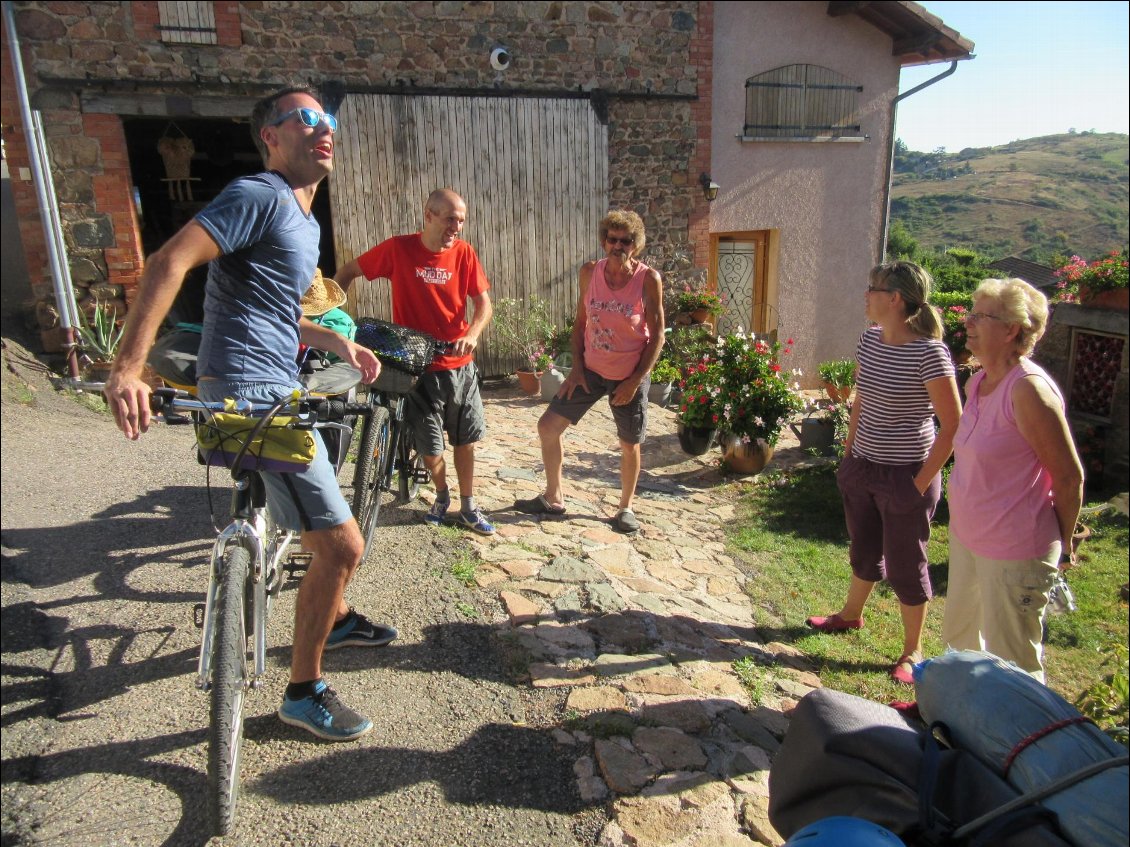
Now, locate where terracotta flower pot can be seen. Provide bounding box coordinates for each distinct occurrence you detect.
[1079,285,1129,311]
[516,369,542,395]
[823,382,853,404]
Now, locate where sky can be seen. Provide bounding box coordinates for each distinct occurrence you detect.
[895,1,1129,153]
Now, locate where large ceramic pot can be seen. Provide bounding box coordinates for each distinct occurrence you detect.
[677,422,717,456]
[648,381,673,407]
[789,417,836,456]
[516,369,542,396]
[723,439,774,475]
[540,367,568,402]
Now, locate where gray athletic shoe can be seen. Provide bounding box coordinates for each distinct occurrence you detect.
[324,610,397,650]
[278,680,372,741]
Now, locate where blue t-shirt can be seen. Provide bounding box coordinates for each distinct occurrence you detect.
[194,171,320,383]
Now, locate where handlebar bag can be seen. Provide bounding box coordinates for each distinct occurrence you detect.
[195,413,318,474]
[354,318,442,376]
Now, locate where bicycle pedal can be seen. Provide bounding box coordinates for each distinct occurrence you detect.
[193,603,206,629]
[284,552,313,577]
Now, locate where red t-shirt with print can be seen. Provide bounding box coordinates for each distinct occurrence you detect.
[356,234,490,371]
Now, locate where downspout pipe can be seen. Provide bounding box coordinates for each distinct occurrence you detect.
[878,59,961,265]
[3,0,81,378]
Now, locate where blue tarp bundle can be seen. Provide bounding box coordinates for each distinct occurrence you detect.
[916,651,1128,847]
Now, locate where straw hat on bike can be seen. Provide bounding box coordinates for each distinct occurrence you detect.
[301,268,348,317]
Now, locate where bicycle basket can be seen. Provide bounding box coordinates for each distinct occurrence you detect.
[354,318,441,376]
[195,413,318,474]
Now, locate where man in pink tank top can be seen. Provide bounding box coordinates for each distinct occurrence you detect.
[515,210,665,535]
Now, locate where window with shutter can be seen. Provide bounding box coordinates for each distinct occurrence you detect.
[157,1,218,45]
[743,64,863,142]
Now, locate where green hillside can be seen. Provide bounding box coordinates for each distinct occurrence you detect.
[890,132,1129,264]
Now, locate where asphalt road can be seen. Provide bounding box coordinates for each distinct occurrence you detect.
[0,337,604,847]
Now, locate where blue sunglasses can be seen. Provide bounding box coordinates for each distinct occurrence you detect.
[269,107,338,134]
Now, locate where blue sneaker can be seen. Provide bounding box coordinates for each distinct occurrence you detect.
[278,680,372,741]
[452,508,496,536]
[325,610,397,650]
[424,496,450,527]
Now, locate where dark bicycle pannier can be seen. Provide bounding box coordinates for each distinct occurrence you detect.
[354,318,441,377]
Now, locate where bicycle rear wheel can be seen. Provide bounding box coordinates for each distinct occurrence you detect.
[352,404,390,558]
[208,543,251,836]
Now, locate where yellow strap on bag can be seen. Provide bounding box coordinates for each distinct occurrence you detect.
[195,412,318,474]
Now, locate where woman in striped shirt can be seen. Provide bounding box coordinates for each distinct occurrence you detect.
[807,261,962,685]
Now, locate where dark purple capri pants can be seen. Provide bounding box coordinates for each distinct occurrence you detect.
[836,450,942,606]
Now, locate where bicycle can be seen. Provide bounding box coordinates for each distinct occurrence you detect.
[148,387,373,836]
[349,319,450,558]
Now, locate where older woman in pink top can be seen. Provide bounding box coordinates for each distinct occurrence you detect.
[943,278,1083,682]
[515,209,665,535]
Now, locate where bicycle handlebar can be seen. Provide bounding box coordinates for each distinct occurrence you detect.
[149,387,372,426]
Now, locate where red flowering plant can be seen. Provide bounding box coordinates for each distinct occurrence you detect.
[713,331,805,447]
[1054,252,1129,302]
[677,356,723,430]
[941,303,970,360]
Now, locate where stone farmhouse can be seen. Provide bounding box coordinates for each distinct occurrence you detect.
[1,1,972,380]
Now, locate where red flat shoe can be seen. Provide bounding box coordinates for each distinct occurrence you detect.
[890,654,919,686]
[805,613,864,633]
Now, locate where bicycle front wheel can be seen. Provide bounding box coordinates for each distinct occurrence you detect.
[208,543,251,837]
[352,404,390,558]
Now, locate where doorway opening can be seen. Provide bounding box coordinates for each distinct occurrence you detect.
[709,231,773,340]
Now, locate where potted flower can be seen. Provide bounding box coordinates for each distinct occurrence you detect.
[671,285,723,326]
[1054,252,1129,310]
[648,358,680,406]
[536,348,569,401]
[76,303,125,381]
[713,332,804,474]
[493,297,554,395]
[817,358,856,404]
[676,356,722,455]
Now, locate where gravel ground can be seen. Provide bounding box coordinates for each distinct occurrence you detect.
[0,336,607,847]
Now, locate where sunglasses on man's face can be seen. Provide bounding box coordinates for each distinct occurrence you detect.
[270,107,338,134]
[606,236,634,247]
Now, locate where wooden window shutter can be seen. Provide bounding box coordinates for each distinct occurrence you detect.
[157,1,218,45]
[744,64,862,140]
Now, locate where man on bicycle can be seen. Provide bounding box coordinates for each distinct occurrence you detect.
[335,189,496,535]
[104,86,390,742]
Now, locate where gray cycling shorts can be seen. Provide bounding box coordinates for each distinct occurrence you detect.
[407,362,486,456]
[196,379,353,533]
[547,366,649,444]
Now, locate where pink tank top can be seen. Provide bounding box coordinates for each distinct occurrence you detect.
[948,359,1063,559]
[583,259,651,381]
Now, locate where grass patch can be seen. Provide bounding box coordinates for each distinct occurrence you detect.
[728,465,1130,713]
[454,600,478,618]
[732,655,768,706]
[65,388,111,415]
[450,549,478,586]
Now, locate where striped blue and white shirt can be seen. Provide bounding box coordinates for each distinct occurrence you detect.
[851,326,954,465]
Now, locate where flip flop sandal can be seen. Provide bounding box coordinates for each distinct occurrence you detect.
[514,494,566,515]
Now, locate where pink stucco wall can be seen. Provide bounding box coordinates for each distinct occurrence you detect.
[709,1,902,385]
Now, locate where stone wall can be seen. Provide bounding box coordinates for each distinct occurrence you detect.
[2,0,708,344]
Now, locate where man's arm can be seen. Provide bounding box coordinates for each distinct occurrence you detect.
[333,258,364,293]
[299,319,381,385]
[558,263,595,400]
[610,268,665,406]
[104,221,220,439]
[450,290,492,358]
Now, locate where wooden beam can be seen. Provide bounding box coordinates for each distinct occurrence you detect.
[893,32,941,56]
[827,1,871,17]
[79,92,256,118]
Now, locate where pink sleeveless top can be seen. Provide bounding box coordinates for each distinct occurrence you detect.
[583,259,651,381]
[948,359,1063,559]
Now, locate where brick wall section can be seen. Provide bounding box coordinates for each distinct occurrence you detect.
[5,1,700,335]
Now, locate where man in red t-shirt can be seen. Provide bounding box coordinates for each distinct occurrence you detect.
[336,189,495,534]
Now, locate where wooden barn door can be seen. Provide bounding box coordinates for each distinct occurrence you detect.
[330,93,608,376]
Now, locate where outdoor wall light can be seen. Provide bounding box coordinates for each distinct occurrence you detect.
[699,173,720,202]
